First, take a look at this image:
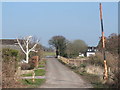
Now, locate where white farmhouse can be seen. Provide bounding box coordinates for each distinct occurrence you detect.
[86,46,98,57]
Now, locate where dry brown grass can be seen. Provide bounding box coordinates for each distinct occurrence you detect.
[2,60,18,88]
[88,52,119,87]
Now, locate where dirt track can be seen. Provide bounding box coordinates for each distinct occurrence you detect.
[40,58,92,88]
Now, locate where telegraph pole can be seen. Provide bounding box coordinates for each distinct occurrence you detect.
[99,3,108,81]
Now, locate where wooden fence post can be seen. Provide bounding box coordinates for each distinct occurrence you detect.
[32,72,35,82]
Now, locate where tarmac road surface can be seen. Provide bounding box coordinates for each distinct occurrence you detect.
[40,58,92,88]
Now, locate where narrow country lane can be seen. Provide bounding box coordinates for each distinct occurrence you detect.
[40,58,92,88]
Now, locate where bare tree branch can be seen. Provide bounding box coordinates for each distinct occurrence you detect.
[29,43,37,53]
[31,49,38,52]
[17,38,26,54]
[23,39,27,46]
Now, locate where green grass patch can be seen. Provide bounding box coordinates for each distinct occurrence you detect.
[22,69,45,77]
[39,60,46,64]
[38,64,45,68]
[22,60,46,77]
[35,69,45,76]
[43,51,55,57]
[38,60,46,68]
[79,64,86,68]
[21,79,45,88]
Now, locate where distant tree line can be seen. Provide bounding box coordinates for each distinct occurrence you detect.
[48,35,88,58]
[49,33,120,58]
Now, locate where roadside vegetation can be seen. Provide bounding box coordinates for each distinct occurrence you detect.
[55,33,119,88]
[69,61,109,88]
[21,79,45,88]
[2,48,23,88]
[2,47,46,88]
[22,69,45,77]
[2,37,46,88]
[38,59,46,68]
[20,58,46,88]
[2,33,119,88]
[74,69,108,88]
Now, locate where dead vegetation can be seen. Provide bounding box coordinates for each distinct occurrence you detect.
[2,48,23,88]
[58,51,118,88]
[2,48,42,88]
[85,52,118,87]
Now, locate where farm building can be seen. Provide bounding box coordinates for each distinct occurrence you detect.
[85,46,98,57]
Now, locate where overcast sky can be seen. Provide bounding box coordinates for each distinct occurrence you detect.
[2,2,118,47]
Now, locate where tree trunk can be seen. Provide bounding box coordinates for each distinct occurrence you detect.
[56,49,59,58]
[26,53,29,63]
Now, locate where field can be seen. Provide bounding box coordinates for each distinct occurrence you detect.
[43,51,56,57]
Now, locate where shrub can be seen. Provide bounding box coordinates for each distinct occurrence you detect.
[11,49,18,57]
[70,65,77,69]
[87,52,119,87]
[88,53,104,67]
[29,59,38,69]
[79,64,86,68]
[2,56,20,88]
[88,52,118,70]
[21,63,31,70]
[2,48,19,61]
[21,59,36,70]
[2,48,22,88]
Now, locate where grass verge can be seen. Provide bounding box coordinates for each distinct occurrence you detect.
[38,64,45,68]
[20,59,46,88]
[38,60,46,68]
[22,60,46,77]
[22,69,45,77]
[73,68,109,88]
[21,79,45,88]
[80,72,108,88]
[35,69,45,76]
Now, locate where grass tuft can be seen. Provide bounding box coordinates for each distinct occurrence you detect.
[21,79,45,88]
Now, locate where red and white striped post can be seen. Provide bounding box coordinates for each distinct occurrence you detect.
[99,3,108,81]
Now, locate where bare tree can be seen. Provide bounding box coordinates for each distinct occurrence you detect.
[98,33,118,55]
[17,36,38,63]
